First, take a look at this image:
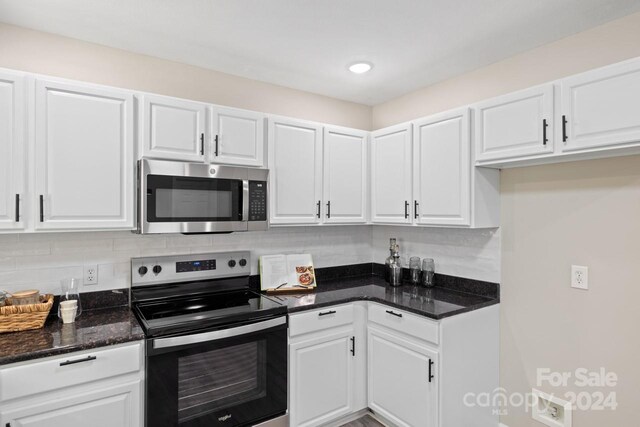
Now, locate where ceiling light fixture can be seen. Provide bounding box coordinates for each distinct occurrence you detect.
[349,62,373,74]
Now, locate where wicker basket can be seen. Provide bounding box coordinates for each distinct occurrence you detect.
[0,294,54,333]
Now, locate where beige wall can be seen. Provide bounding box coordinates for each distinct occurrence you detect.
[0,23,372,130]
[372,12,640,129]
[500,156,640,426]
[371,11,640,427]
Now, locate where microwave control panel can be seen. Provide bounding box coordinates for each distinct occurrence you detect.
[249,181,267,221]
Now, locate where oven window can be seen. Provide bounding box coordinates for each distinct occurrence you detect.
[177,340,267,423]
[147,175,243,222]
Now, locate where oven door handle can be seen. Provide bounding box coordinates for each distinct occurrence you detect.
[242,179,249,221]
[152,316,286,350]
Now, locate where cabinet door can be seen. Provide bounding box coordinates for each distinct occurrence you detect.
[413,108,470,226]
[371,123,412,224]
[34,79,135,230]
[474,84,554,162]
[268,117,322,225]
[368,326,438,427]
[560,58,640,152]
[140,93,207,162]
[290,328,355,427]
[0,70,25,230]
[323,126,368,224]
[1,380,142,427]
[210,106,264,167]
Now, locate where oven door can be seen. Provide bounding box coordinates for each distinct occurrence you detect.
[146,316,288,427]
[139,159,249,234]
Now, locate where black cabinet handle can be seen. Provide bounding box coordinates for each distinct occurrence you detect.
[414,200,419,219]
[326,201,331,218]
[60,355,97,366]
[350,336,355,356]
[318,310,336,316]
[542,119,548,145]
[316,200,321,218]
[404,201,409,219]
[562,115,568,142]
[39,195,44,222]
[214,134,219,156]
[15,194,19,222]
[200,133,205,155]
[429,359,434,382]
[386,310,402,318]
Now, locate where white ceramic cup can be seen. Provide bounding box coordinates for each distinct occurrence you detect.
[59,300,77,309]
[60,307,77,324]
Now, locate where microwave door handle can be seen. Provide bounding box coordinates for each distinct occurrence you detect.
[242,180,249,221]
[152,317,286,350]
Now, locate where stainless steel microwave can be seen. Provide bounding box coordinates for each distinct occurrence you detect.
[137,159,268,234]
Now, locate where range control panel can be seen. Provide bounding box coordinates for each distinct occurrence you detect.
[131,251,251,287]
[176,259,216,273]
[248,181,267,221]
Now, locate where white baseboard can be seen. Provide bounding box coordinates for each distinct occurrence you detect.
[500,423,509,427]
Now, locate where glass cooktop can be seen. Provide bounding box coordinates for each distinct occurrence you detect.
[133,288,286,337]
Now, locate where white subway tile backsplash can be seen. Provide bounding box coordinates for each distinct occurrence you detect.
[0,225,500,295]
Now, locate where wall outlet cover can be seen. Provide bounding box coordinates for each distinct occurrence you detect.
[84,264,98,285]
[532,388,572,427]
[571,265,588,290]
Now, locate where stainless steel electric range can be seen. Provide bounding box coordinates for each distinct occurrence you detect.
[131,251,288,427]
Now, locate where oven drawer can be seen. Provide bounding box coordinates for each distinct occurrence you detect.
[289,304,355,337]
[0,341,142,401]
[368,303,439,345]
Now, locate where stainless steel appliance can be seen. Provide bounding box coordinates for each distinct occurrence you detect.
[138,159,268,234]
[131,251,288,427]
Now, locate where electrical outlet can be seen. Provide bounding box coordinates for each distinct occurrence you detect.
[84,264,98,285]
[532,389,572,427]
[571,265,588,290]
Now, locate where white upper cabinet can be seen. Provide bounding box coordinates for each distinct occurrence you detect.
[34,79,135,230]
[268,117,322,225]
[474,84,554,163]
[323,126,368,224]
[0,70,25,231]
[210,106,265,167]
[413,108,471,226]
[371,123,413,224]
[140,93,207,162]
[560,58,640,152]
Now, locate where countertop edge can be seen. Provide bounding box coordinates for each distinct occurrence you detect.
[285,293,500,320]
[0,333,145,366]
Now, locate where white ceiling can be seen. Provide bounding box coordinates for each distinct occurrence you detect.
[1,0,639,105]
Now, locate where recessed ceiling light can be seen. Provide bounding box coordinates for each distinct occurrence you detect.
[349,62,373,74]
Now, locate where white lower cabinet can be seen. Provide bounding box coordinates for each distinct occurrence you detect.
[0,342,144,427]
[368,326,438,427]
[289,303,499,427]
[290,328,355,426]
[289,303,367,427]
[1,380,141,427]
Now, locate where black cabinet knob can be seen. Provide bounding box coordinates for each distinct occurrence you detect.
[228,260,236,268]
[138,266,148,276]
[152,265,162,274]
[239,259,247,267]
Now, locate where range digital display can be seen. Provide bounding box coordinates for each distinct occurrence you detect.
[176,259,216,273]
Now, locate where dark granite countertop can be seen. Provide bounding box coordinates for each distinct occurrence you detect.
[264,275,499,320]
[0,306,144,366]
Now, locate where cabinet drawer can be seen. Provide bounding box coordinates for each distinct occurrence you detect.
[368,303,439,345]
[289,304,354,337]
[0,342,142,402]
